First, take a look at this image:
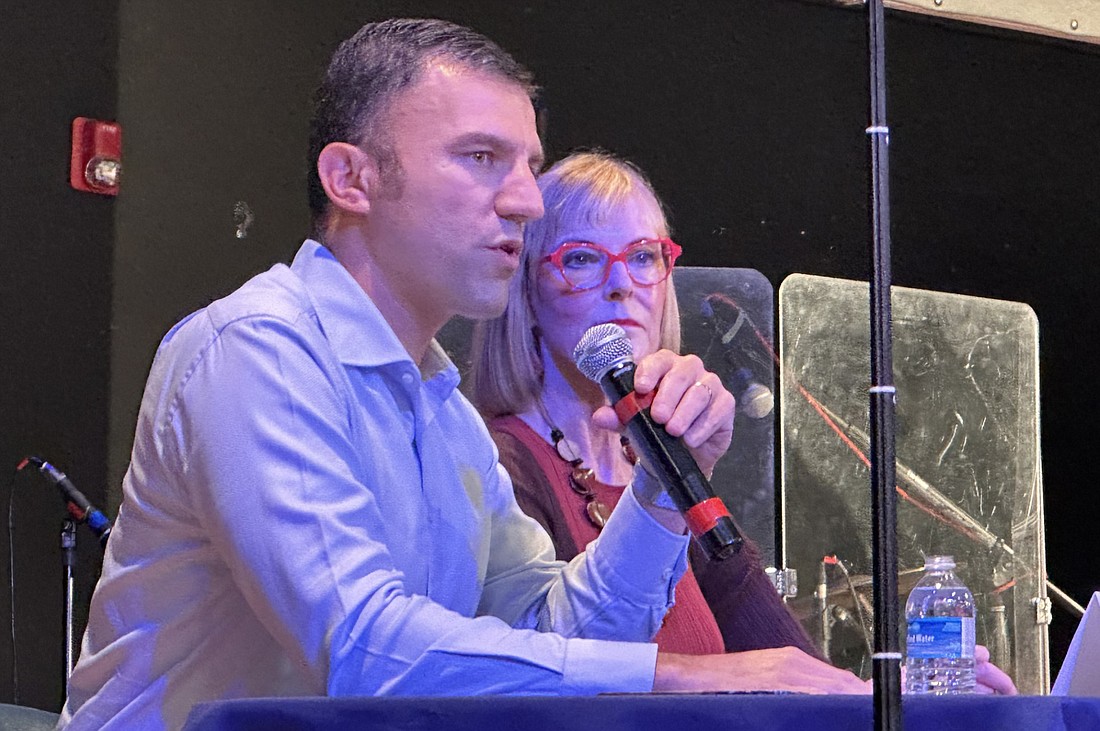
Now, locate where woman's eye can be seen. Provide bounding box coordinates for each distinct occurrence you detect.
[562,251,600,268]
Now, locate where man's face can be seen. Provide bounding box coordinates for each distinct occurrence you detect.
[364,64,545,330]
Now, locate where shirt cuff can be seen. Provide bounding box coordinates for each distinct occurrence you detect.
[591,486,689,606]
[560,637,657,695]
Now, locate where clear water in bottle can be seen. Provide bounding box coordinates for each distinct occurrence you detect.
[905,555,976,694]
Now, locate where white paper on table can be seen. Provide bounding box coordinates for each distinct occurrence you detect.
[1051,591,1100,696]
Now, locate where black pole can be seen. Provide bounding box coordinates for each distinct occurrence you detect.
[866,2,903,730]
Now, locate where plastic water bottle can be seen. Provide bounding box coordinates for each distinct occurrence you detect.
[905,555,976,694]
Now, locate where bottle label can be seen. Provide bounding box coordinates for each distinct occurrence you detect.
[906,616,975,659]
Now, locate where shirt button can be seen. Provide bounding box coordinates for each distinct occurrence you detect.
[401,373,415,385]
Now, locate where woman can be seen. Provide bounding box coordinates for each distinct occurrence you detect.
[469,151,818,656]
[469,151,1016,696]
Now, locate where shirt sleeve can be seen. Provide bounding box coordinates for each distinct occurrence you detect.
[163,313,682,697]
[478,464,691,640]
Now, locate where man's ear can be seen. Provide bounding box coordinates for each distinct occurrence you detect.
[317,142,376,217]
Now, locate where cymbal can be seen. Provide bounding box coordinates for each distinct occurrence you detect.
[838,566,926,594]
[787,566,926,621]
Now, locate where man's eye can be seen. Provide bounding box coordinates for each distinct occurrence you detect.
[469,151,492,165]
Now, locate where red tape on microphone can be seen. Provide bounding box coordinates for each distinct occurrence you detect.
[684,497,731,537]
[613,390,655,425]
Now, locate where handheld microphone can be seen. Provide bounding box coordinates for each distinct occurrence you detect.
[573,324,743,561]
[23,457,112,547]
[700,299,775,419]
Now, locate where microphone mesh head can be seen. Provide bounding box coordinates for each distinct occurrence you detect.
[740,382,775,419]
[573,324,634,382]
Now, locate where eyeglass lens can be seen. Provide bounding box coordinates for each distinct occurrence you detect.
[560,242,670,289]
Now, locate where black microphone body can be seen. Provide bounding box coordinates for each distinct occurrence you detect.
[33,459,113,547]
[601,362,743,560]
[574,325,743,561]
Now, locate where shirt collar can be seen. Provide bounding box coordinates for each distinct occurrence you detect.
[291,240,459,388]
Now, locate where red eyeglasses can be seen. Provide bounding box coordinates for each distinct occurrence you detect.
[541,238,682,291]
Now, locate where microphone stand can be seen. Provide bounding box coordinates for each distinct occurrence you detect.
[865,1,903,729]
[17,456,112,687]
[61,518,77,679]
[816,559,832,660]
[814,402,1015,559]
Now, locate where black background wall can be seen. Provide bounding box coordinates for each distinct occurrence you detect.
[1,1,119,712]
[2,0,1096,712]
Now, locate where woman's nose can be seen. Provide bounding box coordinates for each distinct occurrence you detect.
[603,259,633,296]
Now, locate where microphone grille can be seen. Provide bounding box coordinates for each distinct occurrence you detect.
[740,382,775,419]
[573,324,634,382]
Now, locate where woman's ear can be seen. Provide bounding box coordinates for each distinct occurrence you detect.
[316,142,376,217]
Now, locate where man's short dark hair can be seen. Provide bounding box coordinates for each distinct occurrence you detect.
[307,18,537,233]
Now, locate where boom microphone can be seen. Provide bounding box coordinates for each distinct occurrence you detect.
[700,299,774,419]
[23,457,113,547]
[730,367,775,420]
[573,323,743,561]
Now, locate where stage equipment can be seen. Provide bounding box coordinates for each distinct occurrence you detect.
[25,458,113,547]
[16,457,112,680]
[779,274,1049,694]
[825,0,1100,46]
[675,267,778,566]
[862,3,904,727]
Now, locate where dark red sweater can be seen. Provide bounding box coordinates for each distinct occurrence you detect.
[490,415,821,657]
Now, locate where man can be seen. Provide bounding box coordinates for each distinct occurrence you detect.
[60,18,869,730]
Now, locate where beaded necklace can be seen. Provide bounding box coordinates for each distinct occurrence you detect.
[539,399,637,530]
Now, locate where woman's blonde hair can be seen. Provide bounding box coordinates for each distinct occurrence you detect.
[469,150,681,418]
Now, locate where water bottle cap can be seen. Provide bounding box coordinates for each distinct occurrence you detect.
[923,554,955,570]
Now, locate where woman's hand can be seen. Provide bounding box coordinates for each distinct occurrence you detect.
[897,644,1016,695]
[592,350,735,477]
[974,644,1018,695]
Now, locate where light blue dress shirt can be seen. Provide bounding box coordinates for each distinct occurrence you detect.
[59,240,689,730]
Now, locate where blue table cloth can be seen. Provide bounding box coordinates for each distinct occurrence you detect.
[183,693,1100,731]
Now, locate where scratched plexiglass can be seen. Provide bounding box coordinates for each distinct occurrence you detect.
[778,273,1048,694]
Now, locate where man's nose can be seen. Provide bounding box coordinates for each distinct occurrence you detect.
[498,163,544,224]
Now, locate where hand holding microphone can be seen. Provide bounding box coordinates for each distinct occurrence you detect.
[575,324,742,560]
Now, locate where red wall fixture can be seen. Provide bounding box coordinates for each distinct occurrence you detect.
[70,117,121,195]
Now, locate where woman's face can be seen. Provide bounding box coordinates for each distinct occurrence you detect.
[531,192,669,370]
